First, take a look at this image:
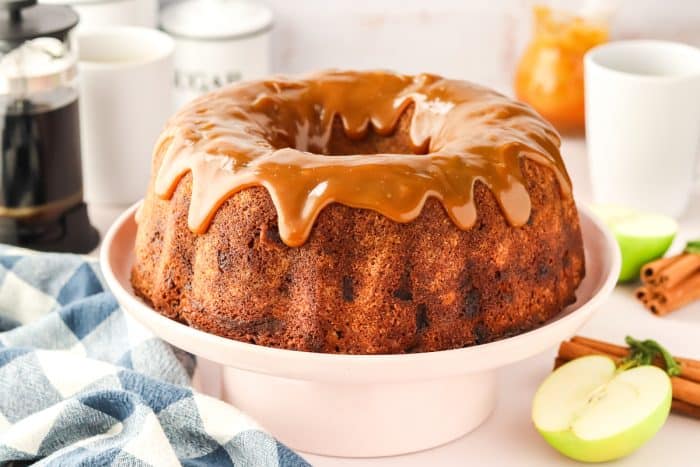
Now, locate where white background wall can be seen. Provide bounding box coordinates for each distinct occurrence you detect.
[255,0,700,95]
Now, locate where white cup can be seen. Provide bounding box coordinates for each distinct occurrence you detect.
[585,40,700,218]
[78,27,174,206]
[39,0,158,29]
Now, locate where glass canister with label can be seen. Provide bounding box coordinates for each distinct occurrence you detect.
[160,0,273,110]
[0,0,98,252]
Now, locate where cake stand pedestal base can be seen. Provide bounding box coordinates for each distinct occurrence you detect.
[220,366,497,458]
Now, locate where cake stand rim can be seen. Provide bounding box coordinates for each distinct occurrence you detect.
[100,201,621,384]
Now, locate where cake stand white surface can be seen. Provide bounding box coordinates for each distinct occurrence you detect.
[91,138,700,465]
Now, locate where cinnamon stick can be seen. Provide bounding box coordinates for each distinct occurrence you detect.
[553,357,567,370]
[558,340,622,363]
[571,336,629,358]
[672,399,700,419]
[635,286,650,303]
[672,377,700,406]
[649,273,700,317]
[571,336,700,369]
[568,336,700,383]
[641,256,681,284]
[655,254,700,288]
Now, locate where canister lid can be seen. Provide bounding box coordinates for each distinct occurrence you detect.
[160,0,273,41]
[40,0,117,5]
[0,0,78,51]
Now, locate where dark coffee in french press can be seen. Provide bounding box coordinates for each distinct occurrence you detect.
[0,0,98,252]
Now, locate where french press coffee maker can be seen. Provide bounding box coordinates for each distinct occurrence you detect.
[0,0,98,253]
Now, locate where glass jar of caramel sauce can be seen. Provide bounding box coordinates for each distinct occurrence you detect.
[515,5,609,134]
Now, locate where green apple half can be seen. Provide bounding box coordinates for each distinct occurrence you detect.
[590,205,677,282]
[532,356,672,463]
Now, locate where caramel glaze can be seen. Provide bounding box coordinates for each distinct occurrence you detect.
[153,70,569,247]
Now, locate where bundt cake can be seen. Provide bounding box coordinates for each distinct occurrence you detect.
[131,70,585,354]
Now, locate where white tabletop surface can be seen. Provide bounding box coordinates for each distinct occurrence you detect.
[89,137,700,467]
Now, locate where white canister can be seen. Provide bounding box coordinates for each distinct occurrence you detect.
[160,0,273,109]
[39,0,158,29]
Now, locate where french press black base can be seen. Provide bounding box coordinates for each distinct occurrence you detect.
[0,203,99,254]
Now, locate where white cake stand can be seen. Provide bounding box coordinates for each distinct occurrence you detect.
[101,203,620,458]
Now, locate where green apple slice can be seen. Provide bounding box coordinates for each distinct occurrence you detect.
[532,355,672,463]
[591,205,677,282]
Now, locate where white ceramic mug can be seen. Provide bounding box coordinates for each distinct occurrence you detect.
[40,0,158,29]
[584,40,700,218]
[78,27,174,205]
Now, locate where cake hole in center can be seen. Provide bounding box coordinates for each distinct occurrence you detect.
[279,104,430,156]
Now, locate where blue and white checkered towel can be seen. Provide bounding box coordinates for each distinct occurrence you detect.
[0,247,309,466]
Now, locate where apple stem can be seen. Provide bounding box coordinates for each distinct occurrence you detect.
[616,359,638,373]
[619,336,682,376]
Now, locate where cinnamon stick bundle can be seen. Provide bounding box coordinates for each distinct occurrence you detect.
[555,336,700,420]
[641,256,679,283]
[636,252,700,316]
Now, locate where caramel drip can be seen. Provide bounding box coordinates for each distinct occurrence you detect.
[154,71,568,247]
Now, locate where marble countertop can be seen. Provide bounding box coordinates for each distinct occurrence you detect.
[88,137,700,466]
